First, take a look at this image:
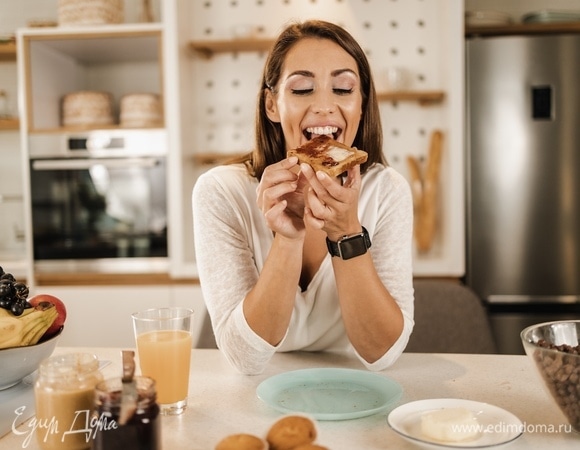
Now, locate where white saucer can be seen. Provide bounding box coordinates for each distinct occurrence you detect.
[387,398,523,448]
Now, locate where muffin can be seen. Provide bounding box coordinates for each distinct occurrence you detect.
[266,415,317,450]
[293,445,329,450]
[215,433,267,450]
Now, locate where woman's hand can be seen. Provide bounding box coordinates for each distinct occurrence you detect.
[256,157,307,239]
[300,163,363,240]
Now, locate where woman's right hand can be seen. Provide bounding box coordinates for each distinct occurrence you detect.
[256,156,306,239]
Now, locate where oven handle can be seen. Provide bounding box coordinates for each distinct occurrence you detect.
[31,157,162,171]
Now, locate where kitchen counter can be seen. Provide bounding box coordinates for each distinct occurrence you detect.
[0,348,578,449]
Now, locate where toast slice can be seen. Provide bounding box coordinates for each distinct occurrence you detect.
[287,135,368,177]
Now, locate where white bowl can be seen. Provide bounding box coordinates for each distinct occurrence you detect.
[0,328,62,390]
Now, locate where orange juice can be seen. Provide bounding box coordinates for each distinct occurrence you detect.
[136,329,192,404]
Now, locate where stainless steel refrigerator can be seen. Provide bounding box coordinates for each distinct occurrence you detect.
[466,33,580,354]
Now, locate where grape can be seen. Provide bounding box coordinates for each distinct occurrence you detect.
[1,273,15,282]
[0,279,13,298]
[10,301,24,316]
[0,271,30,317]
[13,282,29,301]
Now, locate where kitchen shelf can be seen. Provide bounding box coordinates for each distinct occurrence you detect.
[28,124,165,134]
[466,21,580,38]
[0,117,19,130]
[189,37,274,58]
[192,152,246,165]
[0,42,17,61]
[377,90,445,105]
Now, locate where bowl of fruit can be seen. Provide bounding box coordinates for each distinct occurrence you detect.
[0,267,67,390]
[521,320,580,433]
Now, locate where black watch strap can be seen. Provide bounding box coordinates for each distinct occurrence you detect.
[326,227,371,260]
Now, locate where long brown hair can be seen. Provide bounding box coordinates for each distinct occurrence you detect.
[246,20,386,179]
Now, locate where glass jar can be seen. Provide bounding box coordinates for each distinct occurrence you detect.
[34,353,103,450]
[91,376,160,450]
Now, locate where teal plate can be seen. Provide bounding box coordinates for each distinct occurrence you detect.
[256,368,403,420]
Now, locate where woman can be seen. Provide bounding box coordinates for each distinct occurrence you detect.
[192,20,414,374]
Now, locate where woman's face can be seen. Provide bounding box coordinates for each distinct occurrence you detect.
[265,37,363,151]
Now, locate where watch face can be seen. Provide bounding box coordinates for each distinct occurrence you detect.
[339,235,367,260]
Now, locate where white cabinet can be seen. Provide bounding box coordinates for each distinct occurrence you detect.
[20,26,163,132]
[15,20,196,286]
[40,284,206,348]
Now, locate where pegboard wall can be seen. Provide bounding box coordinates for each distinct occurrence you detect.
[183,0,463,275]
[188,0,448,166]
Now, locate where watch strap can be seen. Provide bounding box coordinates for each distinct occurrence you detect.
[326,227,371,260]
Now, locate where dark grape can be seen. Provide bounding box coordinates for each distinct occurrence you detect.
[0,270,31,316]
[1,272,15,281]
[10,301,24,316]
[0,279,13,297]
[13,282,29,301]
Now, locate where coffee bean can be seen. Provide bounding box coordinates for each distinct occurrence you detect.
[533,340,580,431]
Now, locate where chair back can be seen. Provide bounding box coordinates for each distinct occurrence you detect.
[406,279,497,353]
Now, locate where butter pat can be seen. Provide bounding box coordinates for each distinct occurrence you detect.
[420,407,480,443]
[326,146,351,162]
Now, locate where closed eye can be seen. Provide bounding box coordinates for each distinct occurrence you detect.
[291,88,313,95]
[333,88,353,95]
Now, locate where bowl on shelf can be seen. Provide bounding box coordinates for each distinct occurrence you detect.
[0,327,62,390]
[521,320,580,432]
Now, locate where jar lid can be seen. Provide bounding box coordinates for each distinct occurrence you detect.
[39,352,100,379]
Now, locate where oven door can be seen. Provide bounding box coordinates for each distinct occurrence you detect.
[30,156,167,262]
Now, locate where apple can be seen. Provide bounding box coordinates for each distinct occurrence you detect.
[28,294,67,339]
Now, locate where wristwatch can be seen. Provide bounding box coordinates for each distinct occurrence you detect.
[326,227,371,260]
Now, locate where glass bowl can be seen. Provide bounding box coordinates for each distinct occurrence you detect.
[521,320,580,432]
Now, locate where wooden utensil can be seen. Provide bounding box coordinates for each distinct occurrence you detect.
[406,130,443,253]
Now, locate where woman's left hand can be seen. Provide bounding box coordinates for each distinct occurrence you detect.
[300,163,363,240]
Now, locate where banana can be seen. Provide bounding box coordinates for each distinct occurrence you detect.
[0,302,58,349]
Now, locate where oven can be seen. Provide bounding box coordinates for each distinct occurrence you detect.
[28,130,168,270]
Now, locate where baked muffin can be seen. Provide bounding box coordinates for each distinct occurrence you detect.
[266,415,317,450]
[293,445,329,450]
[215,433,267,450]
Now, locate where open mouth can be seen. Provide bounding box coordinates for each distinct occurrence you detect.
[304,126,341,141]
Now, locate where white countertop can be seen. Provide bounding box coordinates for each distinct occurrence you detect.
[0,348,578,449]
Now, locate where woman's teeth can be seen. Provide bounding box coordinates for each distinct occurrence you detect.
[306,126,338,137]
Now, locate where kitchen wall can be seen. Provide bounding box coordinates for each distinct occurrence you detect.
[181,0,465,276]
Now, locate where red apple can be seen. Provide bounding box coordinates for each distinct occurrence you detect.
[28,294,67,339]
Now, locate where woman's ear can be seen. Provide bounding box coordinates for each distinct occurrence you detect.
[265,89,281,123]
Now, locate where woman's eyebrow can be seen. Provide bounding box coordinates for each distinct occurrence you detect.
[286,68,357,80]
[287,70,315,80]
[331,68,358,78]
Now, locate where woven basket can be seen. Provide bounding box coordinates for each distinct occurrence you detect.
[62,91,115,127]
[58,0,124,26]
[120,93,162,128]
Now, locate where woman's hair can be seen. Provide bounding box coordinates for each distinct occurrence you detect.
[246,19,386,179]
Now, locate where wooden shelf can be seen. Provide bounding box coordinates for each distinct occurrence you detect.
[191,152,246,165]
[0,117,19,130]
[466,21,580,38]
[377,90,445,105]
[189,37,274,58]
[0,42,17,62]
[28,124,165,134]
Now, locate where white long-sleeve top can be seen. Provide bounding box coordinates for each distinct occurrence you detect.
[192,162,414,374]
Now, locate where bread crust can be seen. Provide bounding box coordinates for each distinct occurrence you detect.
[287,135,368,177]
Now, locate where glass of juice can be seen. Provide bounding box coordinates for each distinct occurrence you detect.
[132,307,193,415]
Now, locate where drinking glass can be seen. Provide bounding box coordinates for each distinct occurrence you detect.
[132,307,193,415]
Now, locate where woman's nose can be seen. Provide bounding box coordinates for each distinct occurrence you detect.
[311,92,336,114]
